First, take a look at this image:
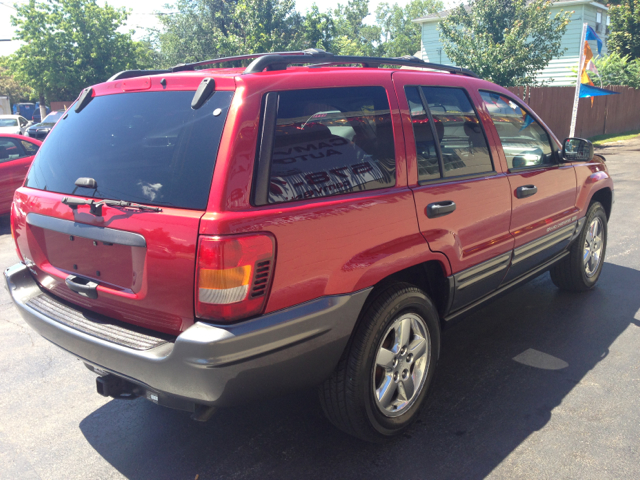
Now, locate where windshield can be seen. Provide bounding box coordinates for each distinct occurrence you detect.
[42,112,63,123]
[0,119,18,127]
[25,90,233,210]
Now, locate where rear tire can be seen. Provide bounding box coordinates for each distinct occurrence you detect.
[550,201,607,291]
[319,283,440,442]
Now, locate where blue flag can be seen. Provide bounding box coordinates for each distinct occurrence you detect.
[579,83,620,98]
[585,25,603,55]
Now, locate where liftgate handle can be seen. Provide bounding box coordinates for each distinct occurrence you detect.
[65,275,99,299]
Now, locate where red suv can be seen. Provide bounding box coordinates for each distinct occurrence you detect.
[5,50,613,441]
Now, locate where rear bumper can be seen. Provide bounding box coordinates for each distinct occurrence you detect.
[5,262,370,408]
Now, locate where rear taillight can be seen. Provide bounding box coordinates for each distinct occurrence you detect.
[195,233,275,323]
[10,203,24,262]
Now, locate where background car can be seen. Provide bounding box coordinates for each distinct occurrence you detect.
[32,103,51,123]
[0,134,41,215]
[0,115,31,136]
[25,110,64,140]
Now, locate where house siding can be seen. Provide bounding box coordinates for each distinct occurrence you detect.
[418,1,609,86]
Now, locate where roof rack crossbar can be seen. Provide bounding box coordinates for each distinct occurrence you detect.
[170,50,321,72]
[108,69,172,82]
[243,51,478,77]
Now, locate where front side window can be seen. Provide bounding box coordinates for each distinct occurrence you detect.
[405,86,494,181]
[0,138,25,162]
[480,91,554,169]
[267,86,396,204]
[0,118,18,127]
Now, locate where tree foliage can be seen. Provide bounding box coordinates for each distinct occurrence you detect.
[155,0,304,67]
[154,0,444,65]
[607,0,640,60]
[375,0,442,57]
[590,52,640,88]
[7,0,153,103]
[438,0,571,86]
[0,61,34,104]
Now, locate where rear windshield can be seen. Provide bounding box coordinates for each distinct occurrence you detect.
[26,90,233,210]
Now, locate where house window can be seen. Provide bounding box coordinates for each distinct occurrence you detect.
[606,15,610,35]
[596,12,603,33]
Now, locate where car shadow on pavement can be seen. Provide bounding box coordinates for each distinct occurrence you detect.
[79,262,639,480]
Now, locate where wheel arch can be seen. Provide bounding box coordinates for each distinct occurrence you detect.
[589,187,612,220]
[355,260,450,332]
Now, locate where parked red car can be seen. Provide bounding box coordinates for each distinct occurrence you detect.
[5,50,613,441]
[0,134,41,215]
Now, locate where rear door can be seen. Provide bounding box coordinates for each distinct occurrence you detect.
[393,72,514,312]
[478,91,578,283]
[12,85,234,335]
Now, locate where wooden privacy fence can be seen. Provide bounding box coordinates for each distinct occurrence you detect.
[505,86,640,141]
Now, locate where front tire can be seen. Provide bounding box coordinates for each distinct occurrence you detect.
[550,201,608,291]
[319,283,440,442]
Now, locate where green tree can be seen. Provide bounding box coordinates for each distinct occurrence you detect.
[8,0,151,117]
[588,52,640,88]
[332,0,380,56]
[608,0,640,60]
[155,0,303,67]
[376,0,443,57]
[438,0,571,86]
[0,61,34,105]
[301,5,336,51]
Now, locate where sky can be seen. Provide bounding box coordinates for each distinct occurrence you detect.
[0,0,447,57]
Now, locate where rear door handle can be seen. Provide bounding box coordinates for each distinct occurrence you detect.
[426,201,456,218]
[65,275,99,299]
[516,185,537,199]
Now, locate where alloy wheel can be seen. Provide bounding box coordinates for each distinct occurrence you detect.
[372,312,431,417]
[583,217,604,278]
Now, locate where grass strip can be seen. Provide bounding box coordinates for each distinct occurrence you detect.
[590,129,640,146]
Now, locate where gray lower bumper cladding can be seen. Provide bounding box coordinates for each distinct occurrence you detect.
[4,263,370,409]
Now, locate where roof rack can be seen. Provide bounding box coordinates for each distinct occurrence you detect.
[107,51,309,81]
[107,49,478,81]
[243,50,479,77]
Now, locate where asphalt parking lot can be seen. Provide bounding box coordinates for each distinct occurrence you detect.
[1,138,639,480]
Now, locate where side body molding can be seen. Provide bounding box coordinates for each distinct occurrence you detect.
[449,251,512,312]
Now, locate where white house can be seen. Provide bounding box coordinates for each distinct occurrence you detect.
[412,0,610,86]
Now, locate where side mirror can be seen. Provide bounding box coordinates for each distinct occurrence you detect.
[562,138,594,162]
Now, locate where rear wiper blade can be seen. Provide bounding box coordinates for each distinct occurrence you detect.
[100,200,163,212]
[61,197,162,216]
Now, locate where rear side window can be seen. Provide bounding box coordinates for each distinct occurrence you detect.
[420,87,493,178]
[25,91,233,210]
[480,91,554,169]
[266,86,396,204]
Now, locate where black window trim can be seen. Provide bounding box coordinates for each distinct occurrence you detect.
[251,86,399,207]
[479,89,560,173]
[405,84,496,186]
[252,92,279,207]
